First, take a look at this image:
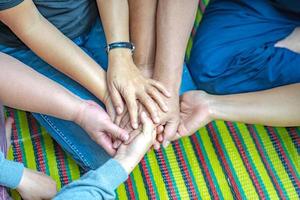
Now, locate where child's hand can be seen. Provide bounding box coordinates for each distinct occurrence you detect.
[17,168,57,200]
[75,100,129,155]
[114,112,156,174]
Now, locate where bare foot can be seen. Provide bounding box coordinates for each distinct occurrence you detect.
[275,27,300,54]
[176,91,213,139]
[17,168,57,200]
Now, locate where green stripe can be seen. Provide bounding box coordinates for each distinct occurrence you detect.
[254,126,289,197]
[212,122,247,199]
[233,123,269,198]
[144,153,159,198]
[179,139,202,198]
[15,110,28,165]
[129,172,139,199]
[37,125,50,175]
[274,128,300,178]
[161,147,181,199]
[196,131,225,199]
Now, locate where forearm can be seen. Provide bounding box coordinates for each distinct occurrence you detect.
[129,0,157,68]
[54,159,127,200]
[0,53,82,121]
[0,1,107,101]
[153,0,198,91]
[210,84,300,127]
[97,0,133,60]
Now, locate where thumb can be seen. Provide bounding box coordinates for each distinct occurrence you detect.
[178,119,201,137]
[103,120,129,142]
[162,121,179,148]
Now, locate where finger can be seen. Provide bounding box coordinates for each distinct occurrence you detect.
[5,117,14,135]
[153,140,161,150]
[157,125,164,135]
[120,112,131,129]
[138,94,160,124]
[123,94,138,129]
[147,87,168,112]
[140,112,154,134]
[170,132,182,142]
[163,121,179,148]
[178,116,202,137]
[95,134,116,156]
[103,120,129,141]
[113,139,122,149]
[149,80,171,98]
[157,134,164,143]
[124,129,141,145]
[109,85,125,115]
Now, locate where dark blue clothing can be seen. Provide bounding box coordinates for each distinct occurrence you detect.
[0,0,98,47]
[188,0,300,95]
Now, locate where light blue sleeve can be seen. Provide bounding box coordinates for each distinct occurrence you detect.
[0,152,24,189]
[54,159,128,200]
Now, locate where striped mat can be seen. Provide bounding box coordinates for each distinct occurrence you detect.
[4,0,300,199]
[5,108,300,199]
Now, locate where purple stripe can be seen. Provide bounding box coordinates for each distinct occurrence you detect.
[0,104,11,200]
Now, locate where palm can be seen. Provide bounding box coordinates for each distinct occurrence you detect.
[177,91,212,137]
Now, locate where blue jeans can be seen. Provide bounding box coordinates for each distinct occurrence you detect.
[0,19,196,170]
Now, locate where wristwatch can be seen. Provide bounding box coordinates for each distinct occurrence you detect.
[106,42,135,53]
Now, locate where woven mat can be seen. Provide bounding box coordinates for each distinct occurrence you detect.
[4,1,300,199]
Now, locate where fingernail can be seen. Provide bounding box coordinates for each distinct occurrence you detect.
[123,134,129,141]
[154,117,160,124]
[133,123,138,129]
[163,141,170,148]
[116,107,122,115]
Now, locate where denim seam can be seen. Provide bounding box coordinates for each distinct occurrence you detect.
[40,114,92,169]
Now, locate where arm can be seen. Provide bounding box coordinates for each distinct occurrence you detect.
[154,0,198,92]
[211,84,300,127]
[153,0,198,146]
[54,113,155,200]
[177,85,300,138]
[96,0,170,129]
[0,53,128,155]
[129,0,157,77]
[0,0,108,102]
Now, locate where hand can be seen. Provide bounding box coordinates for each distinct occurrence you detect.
[17,168,57,200]
[114,112,156,174]
[158,90,181,148]
[107,50,170,129]
[75,100,129,155]
[174,91,213,140]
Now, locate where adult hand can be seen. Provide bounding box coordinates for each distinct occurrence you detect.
[107,50,170,129]
[114,112,156,174]
[158,90,181,148]
[172,91,213,141]
[75,100,129,155]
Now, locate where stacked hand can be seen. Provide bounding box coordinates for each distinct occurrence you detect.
[107,50,170,129]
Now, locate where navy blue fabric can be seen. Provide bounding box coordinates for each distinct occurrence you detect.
[0,0,98,48]
[188,0,300,95]
[270,0,300,13]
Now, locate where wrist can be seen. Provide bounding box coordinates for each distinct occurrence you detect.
[108,48,133,61]
[208,94,222,121]
[114,153,135,175]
